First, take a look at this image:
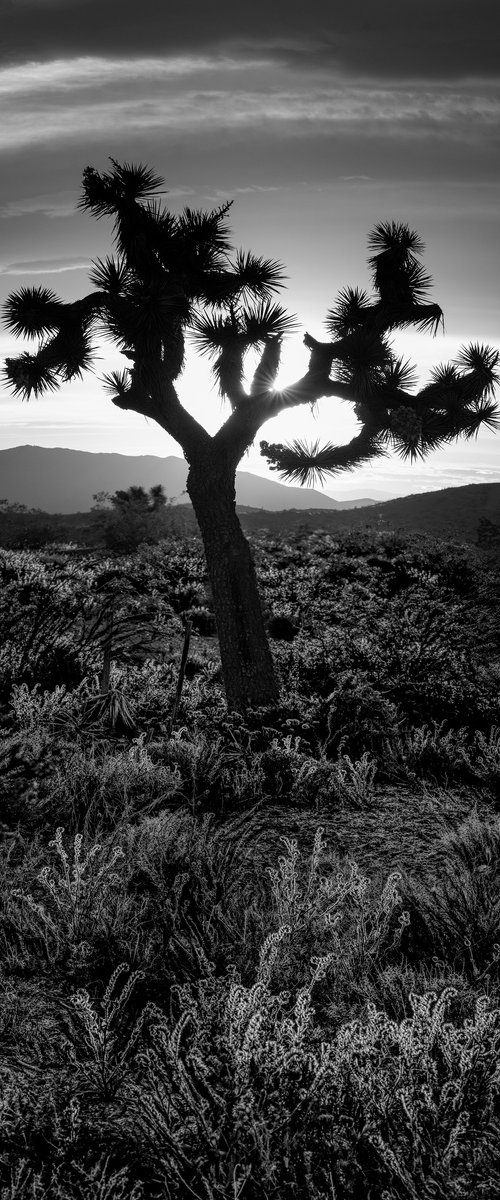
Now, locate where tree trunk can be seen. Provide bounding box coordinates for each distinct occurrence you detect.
[186,453,280,711]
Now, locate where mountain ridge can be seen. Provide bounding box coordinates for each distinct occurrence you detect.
[0,445,384,513]
[1,447,499,548]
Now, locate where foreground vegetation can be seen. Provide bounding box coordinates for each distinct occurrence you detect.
[1,522,500,1198]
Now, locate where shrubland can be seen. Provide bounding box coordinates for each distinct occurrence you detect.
[1,523,500,1199]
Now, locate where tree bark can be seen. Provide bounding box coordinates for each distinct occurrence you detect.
[186,451,280,711]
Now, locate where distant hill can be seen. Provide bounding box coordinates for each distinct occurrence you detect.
[341,482,500,544]
[237,482,500,547]
[1,446,499,551]
[0,446,379,514]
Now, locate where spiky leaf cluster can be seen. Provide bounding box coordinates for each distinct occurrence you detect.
[326,221,443,342]
[3,287,63,339]
[191,301,298,401]
[88,255,132,295]
[326,287,372,337]
[330,330,394,405]
[4,351,60,399]
[3,159,294,402]
[264,223,498,482]
[78,159,165,218]
[260,431,389,486]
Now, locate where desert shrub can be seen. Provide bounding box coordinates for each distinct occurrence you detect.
[0,548,174,708]
[323,747,378,808]
[382,721,476,787]
[153,730,262,814]
[256,737,378,811]
[0,1060,145,1199]
[317,584,499,736]
[93,485,176,554]
[255,829,409,1029]
[259,735,312,796]
[9,681,86,747]
[268,612,300,641]
[0,1158,145,1200]
[3,827,135,976]
[182,604,216,635]
[0,551,90,699]
[464,725,500,793]
[169,580,207,614]
[322,669,402,760]
[319,987,500,1199]
[101,511,164,553]
[120,950,500,1199]
[62,963,148,1103]
[173,694,322,777]
[423,539,484,597]
[400,812,500,981]
[33,739,183,832]
[286,752,363,810]
[122,809,255,997]
[268,544,498,748]
[104,660,176,737]
[237,696,322,755]
[381,720,500,791]
[273,630,341,698]
[0,718,60,829]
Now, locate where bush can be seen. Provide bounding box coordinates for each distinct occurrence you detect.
[323,670,402,760]
[6,827,129,972]
[400,812,500,980]
[120,952,500,1199]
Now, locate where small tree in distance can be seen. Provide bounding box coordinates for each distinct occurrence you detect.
[91,483,175,551]
[3,160,499,710]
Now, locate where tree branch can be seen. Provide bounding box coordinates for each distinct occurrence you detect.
[109,360,212,462]
[211,326,384,468]
[152,377,212,461]
[260,425,389,486]
[212,372,360,472]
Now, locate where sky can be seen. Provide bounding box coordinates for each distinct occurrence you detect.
[0,0,499,500]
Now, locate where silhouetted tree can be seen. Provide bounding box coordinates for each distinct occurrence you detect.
[110,483,167,514]
[92,483,170,550]
[3,160,499,709]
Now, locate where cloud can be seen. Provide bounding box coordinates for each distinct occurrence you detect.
[1,58,498,154]
[0,192,79,219]
[0,53,270,96]
[230,184,283,194]
[0,256,91,274]
[1,0,498,81]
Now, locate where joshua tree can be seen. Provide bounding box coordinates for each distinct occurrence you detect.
[3,160,499,710]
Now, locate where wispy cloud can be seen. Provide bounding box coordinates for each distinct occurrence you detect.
[230,184,283,194]
[0,53,272,96]
[1,0,498,82]
[0,192,79,219]
[0,256,91,274]
[1,57,499,152]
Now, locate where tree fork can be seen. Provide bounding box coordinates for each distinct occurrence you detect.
[186,455,280,711]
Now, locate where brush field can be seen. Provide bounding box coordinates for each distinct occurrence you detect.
[1,523,500,1199]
